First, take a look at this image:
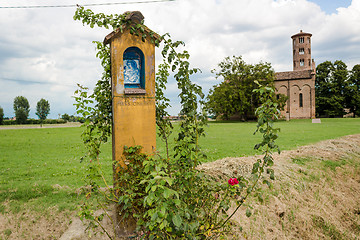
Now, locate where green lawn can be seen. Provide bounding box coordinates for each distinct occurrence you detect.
[0,118,359,212]
[200,118,360,161]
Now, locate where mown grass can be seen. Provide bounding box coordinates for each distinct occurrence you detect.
[0,118,359,213]
[0,127,101,213]
[157,118,360,162]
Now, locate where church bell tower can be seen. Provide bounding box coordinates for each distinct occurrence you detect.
[291,30,314,71]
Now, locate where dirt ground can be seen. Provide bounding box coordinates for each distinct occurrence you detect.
[199,134,360,239]
[1,134,359,239]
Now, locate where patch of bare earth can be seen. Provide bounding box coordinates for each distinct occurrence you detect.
[0,207,73,240]
[1,134,359,239]
[199,134,360,239]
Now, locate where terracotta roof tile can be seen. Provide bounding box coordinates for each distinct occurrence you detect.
[275,70,314,80]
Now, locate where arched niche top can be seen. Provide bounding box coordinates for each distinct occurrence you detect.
[123,47,145,94]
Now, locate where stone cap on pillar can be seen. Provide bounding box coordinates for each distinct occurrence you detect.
[103,11,161,45]
[124,11,144,24]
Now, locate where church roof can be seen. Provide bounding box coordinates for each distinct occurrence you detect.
[275,70,314,81]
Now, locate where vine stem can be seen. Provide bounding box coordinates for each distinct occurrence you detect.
[97,198,116,240]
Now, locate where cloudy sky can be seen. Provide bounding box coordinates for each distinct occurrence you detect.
[0,0,358,118]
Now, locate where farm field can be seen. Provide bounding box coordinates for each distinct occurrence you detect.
[0,118,360,239]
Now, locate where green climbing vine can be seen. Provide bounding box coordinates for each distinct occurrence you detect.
[73,6,281,239]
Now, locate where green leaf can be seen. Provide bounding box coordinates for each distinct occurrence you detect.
[263,179,271,188]
[172,214,182,228]
[163,188,172,198]
[246,208,252,217]
[270,171,275,180]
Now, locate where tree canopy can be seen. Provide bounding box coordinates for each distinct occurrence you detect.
[13,96,30,124]
[206,56,286,120]
[347,64,360,116]
[315,60,359,117]
[36,98,50,121]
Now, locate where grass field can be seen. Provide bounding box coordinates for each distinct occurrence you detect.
[0,118,360,213]
[201,118,360,161]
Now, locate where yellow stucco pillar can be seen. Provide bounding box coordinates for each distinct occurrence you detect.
[103,11,160,235]
[104,12,159,169]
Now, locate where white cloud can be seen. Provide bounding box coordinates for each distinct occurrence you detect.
[0,0,359,117]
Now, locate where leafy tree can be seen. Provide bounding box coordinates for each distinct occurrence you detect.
[0,106,4,125]
[207,56,286,120]
[315,60,349,117]
[13,96,30,124]
[347,64,360,117]
[61,113,70,122]
[36,98,50,121]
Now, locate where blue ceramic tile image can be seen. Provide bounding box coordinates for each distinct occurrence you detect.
[124,59,140,84]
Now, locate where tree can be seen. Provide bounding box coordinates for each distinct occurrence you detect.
[61,113,70,122]
[0,106,3,125]
[347,64,360,117]
[315,60,350,117]
[13,96,30,124]
[36,98,50,121]
[206,56,286,120]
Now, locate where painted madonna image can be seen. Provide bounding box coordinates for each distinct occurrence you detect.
[124,59,141,85]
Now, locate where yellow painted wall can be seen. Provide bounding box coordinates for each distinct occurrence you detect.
[109,28,156,168]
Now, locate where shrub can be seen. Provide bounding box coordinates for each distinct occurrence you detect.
[2,119,66,125]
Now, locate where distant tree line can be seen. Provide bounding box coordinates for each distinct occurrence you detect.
[61,113,83,123]
[316,61,360,117]
[0,96,84,126]
[1,96,62,125]
[12,96,51,124]
[2,118,66,125]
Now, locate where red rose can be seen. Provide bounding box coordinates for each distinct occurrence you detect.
[233,178,239,185]
[228,178,238,186]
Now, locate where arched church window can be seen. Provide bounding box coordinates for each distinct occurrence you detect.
[300,59,304,66]
[299,93,303,107]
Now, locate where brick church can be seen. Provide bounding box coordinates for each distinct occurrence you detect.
[274,30,316,119]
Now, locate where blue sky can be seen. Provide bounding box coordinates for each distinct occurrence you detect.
[308,0,352,13]
[0,0,359,118]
